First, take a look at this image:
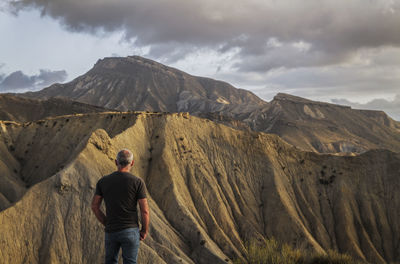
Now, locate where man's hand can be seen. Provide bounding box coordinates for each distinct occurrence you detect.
[138,198,149,241]
[140,229,147,241]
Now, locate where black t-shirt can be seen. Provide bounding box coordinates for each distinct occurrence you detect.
[95,171,147,233]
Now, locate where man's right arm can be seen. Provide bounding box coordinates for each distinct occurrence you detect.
[91,195,106,226]
[138,198,149,241]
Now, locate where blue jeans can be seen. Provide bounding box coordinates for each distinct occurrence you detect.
[105,227,140,264]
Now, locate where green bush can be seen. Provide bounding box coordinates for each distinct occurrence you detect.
[233,238,364,264]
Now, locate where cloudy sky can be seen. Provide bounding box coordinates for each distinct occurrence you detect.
[1,0,399,120]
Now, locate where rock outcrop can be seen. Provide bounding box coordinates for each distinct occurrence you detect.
[0,112,399,263]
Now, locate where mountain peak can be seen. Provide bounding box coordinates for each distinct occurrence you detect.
[92,56,177,74]
[273,93,350,108]
[94,55,156,65]
[22,55,265,113]
[273,93,313,103]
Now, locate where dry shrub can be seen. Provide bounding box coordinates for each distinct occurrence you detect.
[310,250,361,264]
[234,238,364,264]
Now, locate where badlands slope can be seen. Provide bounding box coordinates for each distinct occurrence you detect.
[0,112,399,263]
[247,93,400,154]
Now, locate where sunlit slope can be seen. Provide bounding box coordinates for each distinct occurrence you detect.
[0,94,107,122]
[0,113,398,263]
[0,112,139,211]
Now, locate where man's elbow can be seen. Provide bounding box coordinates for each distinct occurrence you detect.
[91,203,99,213]
[91,195,102,213]
[141,209,150,217]
[139,199,149,216]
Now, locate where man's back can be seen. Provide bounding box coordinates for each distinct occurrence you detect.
[95,171,146,233]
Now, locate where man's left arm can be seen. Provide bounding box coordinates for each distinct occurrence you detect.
[91,195,106,226]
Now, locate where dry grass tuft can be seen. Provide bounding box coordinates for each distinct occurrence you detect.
[234,238,364,264]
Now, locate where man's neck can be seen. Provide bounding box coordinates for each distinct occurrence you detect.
[118,167,131,173]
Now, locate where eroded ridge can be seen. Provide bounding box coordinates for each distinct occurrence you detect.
[0,113,398,264]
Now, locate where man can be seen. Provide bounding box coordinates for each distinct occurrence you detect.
[92,149,150,264]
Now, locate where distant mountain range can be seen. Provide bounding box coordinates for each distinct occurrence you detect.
[17,56,400,154]
[248,93,400,153]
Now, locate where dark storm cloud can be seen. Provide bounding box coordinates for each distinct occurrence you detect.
[332,95,400,121]
[35,69,68,86]
[7,0,400,71]
[0,71,34,90]
[215,52,400,101]
[0,69,67,91]
[0,64,5,82]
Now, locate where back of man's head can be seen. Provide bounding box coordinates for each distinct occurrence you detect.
[116,149,134,167]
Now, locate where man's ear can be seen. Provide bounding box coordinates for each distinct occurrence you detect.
[131,160,134,166]
[115,160,118,166]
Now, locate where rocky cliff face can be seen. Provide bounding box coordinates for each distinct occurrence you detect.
[0,112,399,264]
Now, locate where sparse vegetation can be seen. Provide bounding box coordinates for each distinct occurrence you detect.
[233,238,364,264]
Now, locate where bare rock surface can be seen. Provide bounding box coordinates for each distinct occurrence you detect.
[0,112,399,264]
